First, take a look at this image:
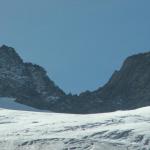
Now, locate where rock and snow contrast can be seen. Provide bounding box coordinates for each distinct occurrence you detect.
[0,45,150,149]
[0,45,65,112]
[1,45,150,114]
[0,97,150,150]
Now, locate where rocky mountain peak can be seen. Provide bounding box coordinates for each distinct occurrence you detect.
[93,51,150,111]
[0,45,23,66]
[120,52,150,71]
[0,45,150,114]
[0,45,65,110]
[54,51,150,114]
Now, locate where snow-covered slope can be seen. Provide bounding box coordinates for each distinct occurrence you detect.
[0,98,150,150]
[0,97,39,111]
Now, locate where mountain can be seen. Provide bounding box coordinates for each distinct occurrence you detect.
[0,45,150,113]
[0,45,65,110]
[47,52,150,113]
[94,52,150,111]
[0,97,150,150]
[80,52,150,113]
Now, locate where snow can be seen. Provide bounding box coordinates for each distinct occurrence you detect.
[0,97,150,150]
[0,97,38,111]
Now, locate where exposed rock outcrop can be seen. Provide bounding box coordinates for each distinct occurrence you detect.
[49,52,150,113]
[0,45,65,110]
[0,45,150,113]
[72,52,150,113]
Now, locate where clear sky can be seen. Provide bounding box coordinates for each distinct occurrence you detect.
[0,0,150,94]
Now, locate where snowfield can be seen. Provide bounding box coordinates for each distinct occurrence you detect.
[0,98,150,150]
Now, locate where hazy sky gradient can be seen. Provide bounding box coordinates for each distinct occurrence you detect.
[0,0,150,94]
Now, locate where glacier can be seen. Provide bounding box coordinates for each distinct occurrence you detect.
[0,97,150,150]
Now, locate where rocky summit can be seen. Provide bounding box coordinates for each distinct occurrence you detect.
[0,45,150,113]
[0,45,65,110]
[48,51,150,113]
[94,52,150,111]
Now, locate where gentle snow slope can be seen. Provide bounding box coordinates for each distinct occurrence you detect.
[0,97,39,111]
[0,97,150,150]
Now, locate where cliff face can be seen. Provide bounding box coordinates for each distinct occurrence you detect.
[71,52,150,113]
[0,45,150,113]
[45,51,150,114]
[96,52,150,110]
[0,45,65,109]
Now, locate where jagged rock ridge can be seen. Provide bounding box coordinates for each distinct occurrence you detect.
[0,45,65,110]
[76,52,150,113]
[49,52,150,113]
[0,45,150,113]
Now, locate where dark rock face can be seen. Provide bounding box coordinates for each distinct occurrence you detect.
[43,51,150,114]
[72,52,150,113]
[0,45,150,113]
[0,45,65,110]
[96,52,150,110]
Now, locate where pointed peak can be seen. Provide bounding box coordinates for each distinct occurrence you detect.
[0,44,16,53]
[0,45,16,52]
[0,44,10,49]
[0,44,23,64]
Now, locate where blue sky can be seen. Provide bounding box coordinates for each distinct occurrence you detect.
[0,0,150,94]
